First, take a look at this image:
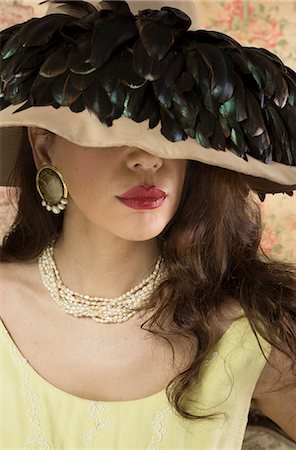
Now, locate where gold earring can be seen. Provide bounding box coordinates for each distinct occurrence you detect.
[36,164,68,214]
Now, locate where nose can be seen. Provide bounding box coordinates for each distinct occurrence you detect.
[126,148,163,172]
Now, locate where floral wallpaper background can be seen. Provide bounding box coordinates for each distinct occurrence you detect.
[0,0,296,262]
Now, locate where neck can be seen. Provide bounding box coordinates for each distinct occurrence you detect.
[52,224,162,300]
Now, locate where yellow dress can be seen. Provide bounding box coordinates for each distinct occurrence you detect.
[0,312,271,450]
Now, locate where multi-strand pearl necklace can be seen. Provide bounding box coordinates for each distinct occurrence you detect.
[38,241,168,323]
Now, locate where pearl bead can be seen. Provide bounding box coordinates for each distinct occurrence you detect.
[52,206,61,214]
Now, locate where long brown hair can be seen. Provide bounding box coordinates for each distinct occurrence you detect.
[1,126,296,421]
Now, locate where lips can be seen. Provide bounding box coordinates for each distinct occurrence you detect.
[118,185,167,199]
[118,197,166,210]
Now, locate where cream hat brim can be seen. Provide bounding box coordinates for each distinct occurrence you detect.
[1,103,296,192]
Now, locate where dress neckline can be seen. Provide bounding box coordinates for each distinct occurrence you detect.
[0,310,246,405]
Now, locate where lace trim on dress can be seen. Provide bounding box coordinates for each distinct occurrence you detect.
[148,405,175,449]
[146,350,220,449]
[1,325,51,450]
[83,402,112,447]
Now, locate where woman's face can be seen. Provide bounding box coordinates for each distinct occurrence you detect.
[31,130,188,241]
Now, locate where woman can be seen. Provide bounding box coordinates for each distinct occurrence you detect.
[0,0,296,448]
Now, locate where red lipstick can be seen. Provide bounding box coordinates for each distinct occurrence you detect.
[117,185,167,210]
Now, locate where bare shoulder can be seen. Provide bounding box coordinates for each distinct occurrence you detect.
[0,258,37,285]
[0,259,39,315]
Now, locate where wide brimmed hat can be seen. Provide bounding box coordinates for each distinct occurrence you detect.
[0,0,296,199]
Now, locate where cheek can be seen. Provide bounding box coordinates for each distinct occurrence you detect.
[58,149,109,193]
[64,164,116,226]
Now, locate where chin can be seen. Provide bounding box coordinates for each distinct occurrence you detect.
[117,225,167,242]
